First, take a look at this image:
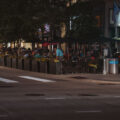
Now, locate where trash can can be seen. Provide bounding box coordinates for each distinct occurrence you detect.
[109,58,119,74]
[103,58,109,75]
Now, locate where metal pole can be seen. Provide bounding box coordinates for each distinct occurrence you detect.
[115,25,118,37]
[103,58,109,75]
[115,14,118,52]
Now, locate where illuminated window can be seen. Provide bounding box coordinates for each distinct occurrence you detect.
[66,0,77,7]
[71,0,77,4]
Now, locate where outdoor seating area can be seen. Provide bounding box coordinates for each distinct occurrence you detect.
[0,55,104,74]
[0,46,120,74]
[0,56,61,74]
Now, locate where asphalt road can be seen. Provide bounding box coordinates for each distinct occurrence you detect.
[0,67,120,120]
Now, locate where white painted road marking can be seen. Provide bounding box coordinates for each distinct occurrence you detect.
[76,110,102,113]
[19,76,55,83]
[0,77,18,83]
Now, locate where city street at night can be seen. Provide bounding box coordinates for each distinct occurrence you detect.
[0,66,120,120]
[0,0,120,120]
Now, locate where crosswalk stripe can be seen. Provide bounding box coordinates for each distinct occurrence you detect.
[19,76,55,83]
[0,77,18,83]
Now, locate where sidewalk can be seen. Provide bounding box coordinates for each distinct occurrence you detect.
[1,66,120,84]
[72,73,120,81]
[40,72,120,85]
[68,73,120,84]
[53,73,120,83]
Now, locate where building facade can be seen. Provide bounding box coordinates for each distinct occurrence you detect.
[104,0,115,38]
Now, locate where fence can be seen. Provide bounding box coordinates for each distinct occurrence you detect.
[0,56,104,74]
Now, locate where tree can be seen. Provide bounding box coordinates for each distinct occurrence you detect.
[65,1,101,43]
[0,0,68,46]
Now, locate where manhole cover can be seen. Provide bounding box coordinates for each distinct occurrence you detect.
[78,94,98,96]
[25,93,45,96]
[72,76,87,79]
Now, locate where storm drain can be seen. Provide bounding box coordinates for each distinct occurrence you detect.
[78,94,98,97]
[25,93,45,97]
[72,76,87,79]
[0,85,14,88]
[98,83,117,86]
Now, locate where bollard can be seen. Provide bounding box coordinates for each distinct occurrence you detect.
[103,58,109,75]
